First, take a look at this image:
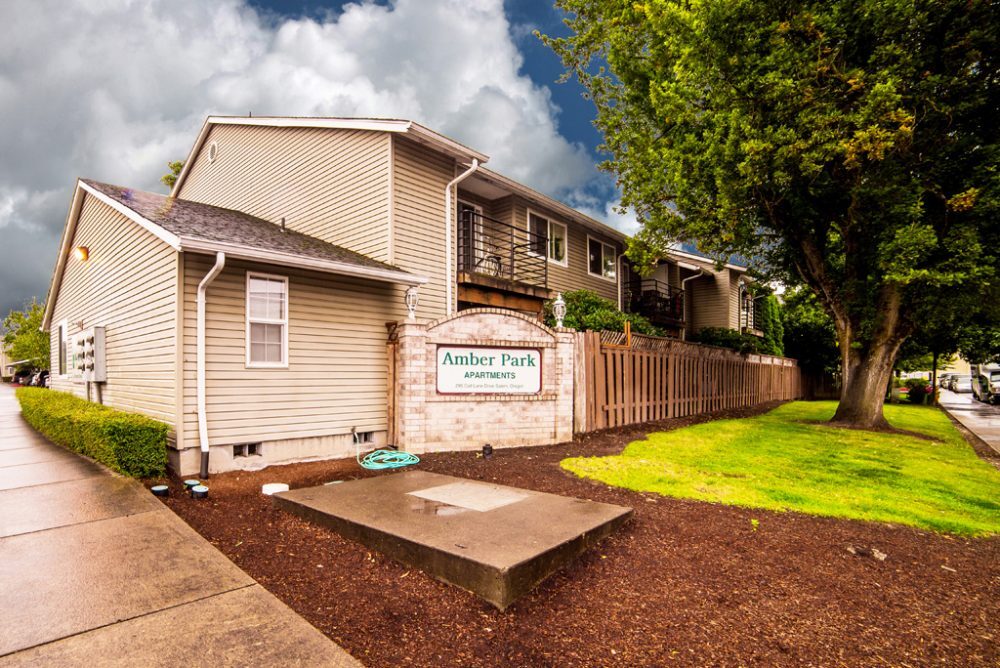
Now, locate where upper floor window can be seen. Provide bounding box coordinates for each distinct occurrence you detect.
[58,322,67,375]
[246,272,288,367]
[528,211,567,265]
[588,237,617,280]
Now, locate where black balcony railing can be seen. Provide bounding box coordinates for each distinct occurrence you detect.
[457,210,548,290]
[625,278,685,325]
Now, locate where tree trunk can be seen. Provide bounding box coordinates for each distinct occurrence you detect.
[832,344,900,429]
[931,351,939,406]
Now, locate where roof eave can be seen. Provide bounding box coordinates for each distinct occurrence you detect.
[179,237,428,287]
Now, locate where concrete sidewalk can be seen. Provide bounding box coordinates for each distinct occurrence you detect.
[0,385,360,667]
[938,389,1000,455]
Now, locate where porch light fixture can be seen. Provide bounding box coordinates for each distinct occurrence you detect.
[405,286,419,321]
[553,292,567,328]
[74,246,89,262]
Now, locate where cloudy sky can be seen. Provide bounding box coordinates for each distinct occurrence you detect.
[0,0,636,317]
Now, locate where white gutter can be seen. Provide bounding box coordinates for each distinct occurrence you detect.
[680,267,705,341]
[444,159,480,315]
[196,252,226,478]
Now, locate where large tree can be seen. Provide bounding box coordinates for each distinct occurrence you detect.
[2,299,49,370]
[544,0,999,428]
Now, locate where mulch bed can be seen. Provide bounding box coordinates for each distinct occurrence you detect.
[157,402,1000,667]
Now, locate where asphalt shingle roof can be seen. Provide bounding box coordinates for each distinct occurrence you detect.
[82,179,412,275]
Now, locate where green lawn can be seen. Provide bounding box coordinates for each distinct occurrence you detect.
[562,401,1000,536]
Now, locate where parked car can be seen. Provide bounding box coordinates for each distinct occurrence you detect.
[938,373,957,388]
[952,375,973,393]
[973,369,1000,404]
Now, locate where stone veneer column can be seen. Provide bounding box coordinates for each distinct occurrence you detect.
[392,321,428,454]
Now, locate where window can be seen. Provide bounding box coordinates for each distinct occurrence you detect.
[588,237,617,280]
[58,322,67,375]
[527,211,567,265]
[246,272,288,367]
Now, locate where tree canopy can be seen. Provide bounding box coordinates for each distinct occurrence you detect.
[545,0,999,427]
[2,299,49,370]
[160,160,184,190]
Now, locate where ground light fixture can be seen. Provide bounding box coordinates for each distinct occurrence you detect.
[553,292,567,328]
[73,245,89,261]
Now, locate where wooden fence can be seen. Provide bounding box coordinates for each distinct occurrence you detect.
[574,331,802,432]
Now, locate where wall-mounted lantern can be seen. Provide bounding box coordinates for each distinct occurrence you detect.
[553,292,567,328]
[405,286,419,321]
[74,246,90,262]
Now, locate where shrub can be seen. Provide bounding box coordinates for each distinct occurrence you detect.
[904,377,933,405]
[543,290,661,335]
[16,387,168,477]
[691,327,762,354]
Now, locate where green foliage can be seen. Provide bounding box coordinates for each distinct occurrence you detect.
[561,401,1000,536]
[690,327,762,354]
[758,294,784,356]
[160,160,184,189]
[544,0,1000,420]
[903,377,932,404]
[16,387,168,478]
[781,286,840,374]
[543,290,661,335]
[2,299,49,370]
[959,323,1000,364]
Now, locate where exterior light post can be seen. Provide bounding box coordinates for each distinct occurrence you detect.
[553,292,567,328]
[405,286,419,321]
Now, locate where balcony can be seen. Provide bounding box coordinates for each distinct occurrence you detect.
[625,278,685,326]
[457,210,550,308]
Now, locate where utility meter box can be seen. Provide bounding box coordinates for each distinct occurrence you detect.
[72,326,106,383]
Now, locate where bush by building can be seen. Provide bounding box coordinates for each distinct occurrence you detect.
[690,327,762,354]
[16,387,167,477]
[544,290,661,336]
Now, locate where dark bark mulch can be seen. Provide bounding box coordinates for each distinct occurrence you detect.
[157,402,1000,667]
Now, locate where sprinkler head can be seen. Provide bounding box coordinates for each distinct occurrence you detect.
[482,444,493,460]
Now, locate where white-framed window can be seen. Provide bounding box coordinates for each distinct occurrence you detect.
[246,272,288,368]
[588,236,617,281]
[527,210,568,266]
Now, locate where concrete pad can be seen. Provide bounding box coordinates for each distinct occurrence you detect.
[0,585,361,667]
[0,476,162,537]
[0,445,80,468]
[274,471,632,609]
[0,510,254,655]
[0,457,102,491]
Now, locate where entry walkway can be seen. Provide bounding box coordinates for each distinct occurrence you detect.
[0,385,359,667]
[939,388,1000,455]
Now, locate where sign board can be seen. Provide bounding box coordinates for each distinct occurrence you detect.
[436,346,541,394]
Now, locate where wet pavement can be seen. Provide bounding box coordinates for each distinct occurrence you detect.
[939,388,1000,455]
[0,384,360,666]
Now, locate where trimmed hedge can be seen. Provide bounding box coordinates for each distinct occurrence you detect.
[16,387,168,477]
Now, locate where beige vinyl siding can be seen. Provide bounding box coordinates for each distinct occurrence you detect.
[390,135,454,320]
[729,270,742,329]
[178,124,392,262]
[180,254,395,447]
[48,194,178,423]
[509,197,621,301]
[687,270,732,332]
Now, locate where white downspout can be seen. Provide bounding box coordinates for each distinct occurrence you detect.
[197,252,225,479]
[680,268,704,341]
[444,159,480,315]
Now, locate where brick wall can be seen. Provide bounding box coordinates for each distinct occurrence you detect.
[391,308,575,453]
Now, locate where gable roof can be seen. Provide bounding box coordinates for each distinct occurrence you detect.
[42,180,426,329]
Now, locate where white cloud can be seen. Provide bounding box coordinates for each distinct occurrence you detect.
[0,0,606,313]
